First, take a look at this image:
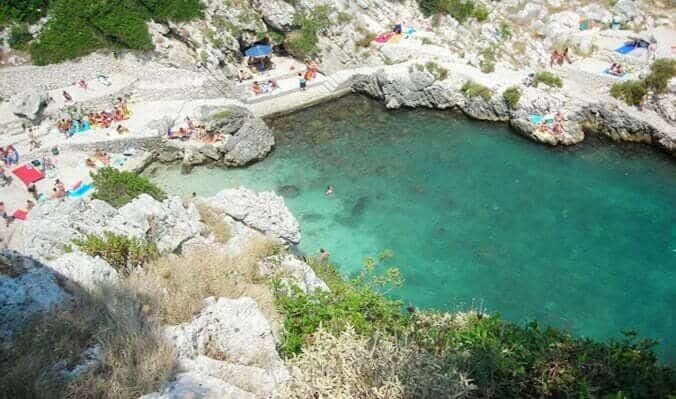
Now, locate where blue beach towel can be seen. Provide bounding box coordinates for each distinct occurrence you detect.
[603,69,630,78]
[69,184,93,199]
[529,115,554,125]
[69,121,91,136]
[615,43,636,54]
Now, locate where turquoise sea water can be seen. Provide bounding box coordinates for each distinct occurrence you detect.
[146,96,676,361]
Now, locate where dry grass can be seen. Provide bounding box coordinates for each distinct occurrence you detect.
[195,202,231,243]
[0,286,175,399]
[127,237,282,325]
[283,326,475,399]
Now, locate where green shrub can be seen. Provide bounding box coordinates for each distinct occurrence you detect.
[29,0,202,65]
[473,5,489,22]
[479,46,496,73]
[91,167,166,208]
[285,6,331,58]
[644,58,676,94]
[356,32,376,48]
[502,86,521,108]
[277,253,676,398]
[0,0,50,24]
[534,71,563,88]
[417,0,476,23]
[610,80,647,106]
[8,23,32,50]
[425,61,449,80]
[73,232,159,274]
[275,251,406,357]
[499,21,512,39]
[461,80,493,100]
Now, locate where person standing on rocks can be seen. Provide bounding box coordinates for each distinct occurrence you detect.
[298,73,307,91]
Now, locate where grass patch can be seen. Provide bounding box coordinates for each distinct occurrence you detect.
[91,167,166,208]
[195,202,231,243]
[499,21,512,39]
[73,232,159,275]
[285,5,331,59]
[0,286,175,399]
[28,0,203,65]
[502,86,521,108]
[276,253,676,399]
[473,5,489,22]
[534,71,563,88]
[417,0,477,23]
[356,30,376,48]
[127,239,281,325]
[479,46,497,73]
[461,80,493,100]
[425,61,449,80]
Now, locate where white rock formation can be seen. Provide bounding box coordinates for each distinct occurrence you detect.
[258,254,329,293]
[207,188,301,245]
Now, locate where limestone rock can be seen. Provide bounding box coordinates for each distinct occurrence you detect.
[117,195,203,253]
[613,0,642,21]
[258,255,329,293]
[253,0,297,32]
[222,117,275,166]
[0,268,69,339]
[139,371,255,399]
[207,188,301,245]
[10,90,50,121]
[49,252,119,291]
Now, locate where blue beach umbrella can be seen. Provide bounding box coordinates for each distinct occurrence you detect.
[245,45,273,58]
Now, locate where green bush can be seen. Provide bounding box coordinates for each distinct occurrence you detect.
[276,254,676,398]
[473,5,489,22]
[91,167,166,208]
[417,0,476,23]
[502,86,521,108]
[461,80,493,100]
[535,71,563,88]
[8,23,32,50]
[0,0,50,24]
[29,0,202,65]
[275,251,407,357]
[74,232,159,274]
[610,80,647,106]
[644,58,676,94]
[285,6,331,58]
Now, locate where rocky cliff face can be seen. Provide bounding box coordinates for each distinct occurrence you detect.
[0,188,325,398]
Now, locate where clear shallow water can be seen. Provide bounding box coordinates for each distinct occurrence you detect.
[146,96,676,361]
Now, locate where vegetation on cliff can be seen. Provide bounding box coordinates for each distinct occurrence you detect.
[277,253,676,398]
[612,58,676,106]
[92,167,166,208]
[2,0,203,64]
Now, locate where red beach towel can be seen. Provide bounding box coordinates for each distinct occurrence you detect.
[12,164,44,186]
[375,32,394,43]
[12,209,27,220]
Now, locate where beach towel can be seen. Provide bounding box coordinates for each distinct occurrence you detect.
[615,43,636,54]
[404,27,416,38]
[529,115,554,125]
[375,32,394,43]
[603,68,630,79]
[69,180,83,191]
[69,184,93,199]
[12,209,27,221]
[69,121,91,135]
[389,34,402,44]
[12,164,44,186]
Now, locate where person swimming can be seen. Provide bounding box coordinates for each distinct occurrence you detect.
[325,185,334,196]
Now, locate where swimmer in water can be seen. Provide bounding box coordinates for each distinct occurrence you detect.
[319,248,330,263]
[325,185,334,196]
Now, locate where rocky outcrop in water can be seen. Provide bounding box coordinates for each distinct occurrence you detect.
[156,106,275,168]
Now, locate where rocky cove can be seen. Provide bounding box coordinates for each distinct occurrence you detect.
[1,0,675,396]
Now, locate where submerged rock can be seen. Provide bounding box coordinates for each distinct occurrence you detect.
[277,184,300,198]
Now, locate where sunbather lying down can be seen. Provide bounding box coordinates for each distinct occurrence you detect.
[608,63,625,76]
[167,127,190,140]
